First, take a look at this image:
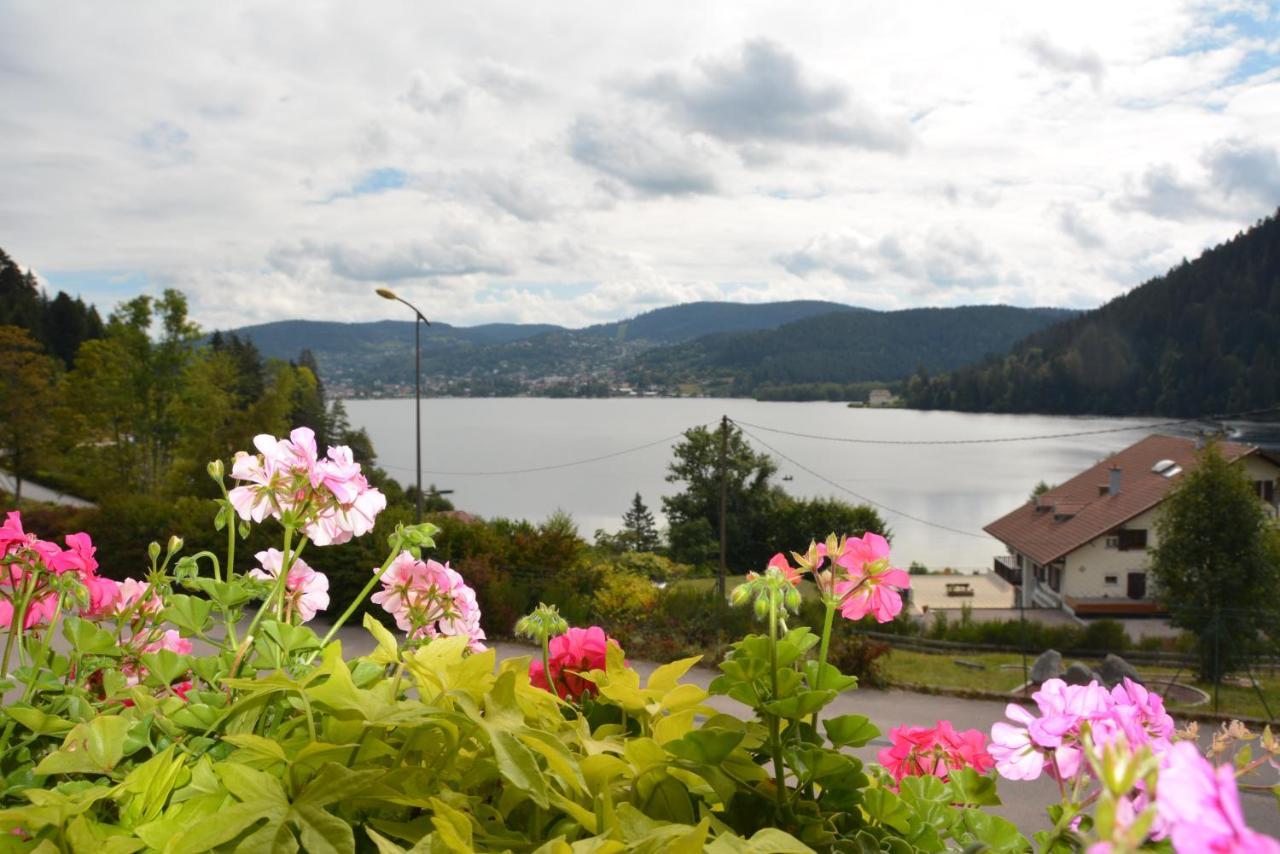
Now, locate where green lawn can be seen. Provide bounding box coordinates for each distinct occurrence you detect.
[880,648,1280,723]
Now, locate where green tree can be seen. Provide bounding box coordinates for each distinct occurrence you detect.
[619,492,661,552]
[662,422,782,573]
[1150,443,1280,681]
[0,327,59,503]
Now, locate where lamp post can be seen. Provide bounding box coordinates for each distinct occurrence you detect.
[376,287,430,524]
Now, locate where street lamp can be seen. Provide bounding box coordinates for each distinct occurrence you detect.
[376,287,431,524]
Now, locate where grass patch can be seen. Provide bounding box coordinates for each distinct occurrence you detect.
[881,648,1280,723]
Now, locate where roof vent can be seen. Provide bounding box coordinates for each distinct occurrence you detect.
[1152,459,1176,474]
[1162,465,1182,478]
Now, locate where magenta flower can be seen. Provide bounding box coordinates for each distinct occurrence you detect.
[248,548,330,623]
[831,532,910,623]
[371,552,486,651]
[0,594,57,630]
[529,626,618,701]
[878,719,994,784]
[1156,741,1280,853]
[48,532,98,576]
[989,678,1176,783]
[81,575,122,618]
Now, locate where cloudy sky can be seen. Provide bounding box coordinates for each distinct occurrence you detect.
[2,1,1278,331]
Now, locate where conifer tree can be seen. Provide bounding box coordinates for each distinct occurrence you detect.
[620,492,660,552]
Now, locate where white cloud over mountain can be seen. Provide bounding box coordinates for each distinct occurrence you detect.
[0,1,1277,330]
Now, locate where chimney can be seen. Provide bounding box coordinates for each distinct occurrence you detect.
[1108,466,1122,496]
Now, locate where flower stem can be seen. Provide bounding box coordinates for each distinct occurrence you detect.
[310,547,403,662]
[809,599,838,731]
[237,526,297,668]
[766,588,791,821]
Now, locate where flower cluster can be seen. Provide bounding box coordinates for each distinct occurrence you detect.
[785,532,911,623]
[989,678,1174,782]
[528,626,618,702]
[878,720,994,784]
[248,548,329,623]
[371,552,485,651]
[0,512,114,630]
[1155,741,1280,853]
[228,427,386,546]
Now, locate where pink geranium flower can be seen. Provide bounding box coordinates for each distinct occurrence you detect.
[1156,741,1280,853]
[371,552,486,651]
[249,548,329,623]
[880,719,993,784]
[0,594,57,630]
[831,532,910,623]
[227,428,386,546]
[81,575,122,618]
[529,626,618,701]
[115,578,162,616]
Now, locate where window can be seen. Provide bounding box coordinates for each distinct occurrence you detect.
[1255,480,1276,503]
[1104,575,1118,585]
[1117,529,1148,551]
[1105,536,1119,549]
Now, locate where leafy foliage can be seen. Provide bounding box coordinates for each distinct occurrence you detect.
[1150,441,1280,680]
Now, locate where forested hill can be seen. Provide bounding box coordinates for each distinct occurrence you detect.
[629,305,1075,396]
[904,210,1280,417]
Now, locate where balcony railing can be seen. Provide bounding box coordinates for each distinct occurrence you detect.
[993,554,1021,586]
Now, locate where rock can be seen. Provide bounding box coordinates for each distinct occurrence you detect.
[1030,649,1063,683]
[1098,654,1142,687]
[953,659,985,670]
[1064,661,1101,686]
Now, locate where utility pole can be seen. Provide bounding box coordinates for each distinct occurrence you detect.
[717,415,729,600]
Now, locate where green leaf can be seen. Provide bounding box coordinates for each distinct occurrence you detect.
[802,660,858,694]
[62,616,120,657]
[4,705,74,737]
[761,689,835,719]
[489,728,550,809]
[961,809,1028,853]
[947,768,1002,807]
[824,714,880,748]
[665,729,745,765]
[161,594,214,635]
[139,650,191,686]
[704,828,816,854]
[34,716,132,776]
[861,788,912,833]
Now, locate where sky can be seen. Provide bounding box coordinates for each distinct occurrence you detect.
[2,1,1279,331]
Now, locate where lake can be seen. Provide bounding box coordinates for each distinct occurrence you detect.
[345,398,1280,570]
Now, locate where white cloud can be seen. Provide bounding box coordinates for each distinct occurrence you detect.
[0,0,1276,330]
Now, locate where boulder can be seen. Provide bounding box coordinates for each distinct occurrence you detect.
[1030,649,1063,683]
[1098,654,1142,687]
[1064,661,1101,686]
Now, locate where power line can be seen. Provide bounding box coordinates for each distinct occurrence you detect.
[377,426,707,477]
[731,405,1280,447]
[732,421,992,540]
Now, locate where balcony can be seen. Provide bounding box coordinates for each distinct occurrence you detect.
[993,554,1021,586]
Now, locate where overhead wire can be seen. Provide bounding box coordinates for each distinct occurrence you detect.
[732,420,993,540]
[730,404,1280,447]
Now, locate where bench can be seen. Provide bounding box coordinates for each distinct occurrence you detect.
[945,582,974,597]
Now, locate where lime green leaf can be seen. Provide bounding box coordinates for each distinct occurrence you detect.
[646,656,702,693]
[363,613,400,667]
[35,716,132,776]
[139,650,191,687]
[161,595,214,635]
[4,705,74,736]
[61,616,120,657]
[489,728,550,809]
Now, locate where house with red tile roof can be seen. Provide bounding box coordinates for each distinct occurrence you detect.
[985,434,1280,616]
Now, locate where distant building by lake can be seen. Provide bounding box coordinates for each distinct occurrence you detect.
[868,388,894,406]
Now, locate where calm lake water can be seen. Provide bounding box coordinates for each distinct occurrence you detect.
[345,398,1280,570]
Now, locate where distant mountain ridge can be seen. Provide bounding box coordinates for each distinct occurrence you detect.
[218,299,1075,398]
[905,210,1280,416]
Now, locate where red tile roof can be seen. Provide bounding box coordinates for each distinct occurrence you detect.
[984,434,1262,566]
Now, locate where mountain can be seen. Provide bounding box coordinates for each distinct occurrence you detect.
[218,300,861,395]
[904,210,1280,416]
[583,300,861,343]
[629,305,1077,397]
